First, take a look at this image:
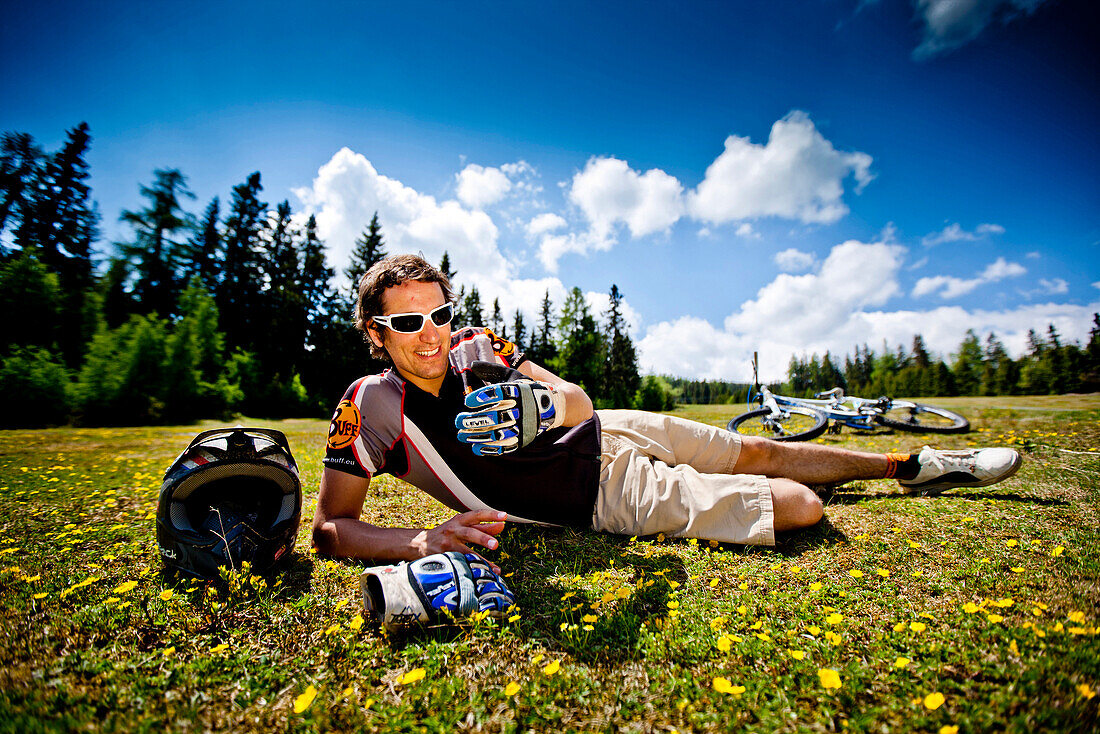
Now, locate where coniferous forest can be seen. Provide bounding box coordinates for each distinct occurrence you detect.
[1,124,1096,428]
[0,124,645,428]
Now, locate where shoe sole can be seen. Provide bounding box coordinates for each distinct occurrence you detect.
[900,452,1023,497]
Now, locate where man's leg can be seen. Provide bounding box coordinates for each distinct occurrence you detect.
[769,477,824,531]
[733,437,889,485]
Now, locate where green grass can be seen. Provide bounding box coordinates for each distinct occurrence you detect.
[1,397,1098,732]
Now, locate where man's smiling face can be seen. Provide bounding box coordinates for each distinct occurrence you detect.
[367,280,452,395]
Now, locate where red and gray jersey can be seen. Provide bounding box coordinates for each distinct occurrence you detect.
[323,327,602,528]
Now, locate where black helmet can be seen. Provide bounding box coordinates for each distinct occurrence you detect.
[156,427,301,579]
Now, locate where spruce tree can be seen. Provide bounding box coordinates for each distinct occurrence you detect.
[218,172,266,352]
[462,286,485,327]
[0,131,44,241]
[556,287,604,394]
[603,284,640,408]
[511,309,527,352]
[490,298,505,336]
[346,212,387,291]
[120,168,194,318]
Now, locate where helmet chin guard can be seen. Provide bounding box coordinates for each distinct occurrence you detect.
[156,427,301,579]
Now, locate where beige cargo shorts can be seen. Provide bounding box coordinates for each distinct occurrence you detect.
[591,409,774,546]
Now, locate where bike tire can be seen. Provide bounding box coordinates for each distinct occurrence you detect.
[727,406,829,442]
[873,402,970,434]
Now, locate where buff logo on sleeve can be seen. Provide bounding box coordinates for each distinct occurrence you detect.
[484,328,517,358]
[327,400,362,450]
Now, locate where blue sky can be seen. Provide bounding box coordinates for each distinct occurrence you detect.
[3,0,1097,379]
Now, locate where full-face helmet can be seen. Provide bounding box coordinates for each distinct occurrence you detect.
[156,427,301,579]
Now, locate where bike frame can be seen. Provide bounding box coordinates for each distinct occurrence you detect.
[748,384,890,431]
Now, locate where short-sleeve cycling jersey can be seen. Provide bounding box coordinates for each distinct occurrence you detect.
[323,327,602,528]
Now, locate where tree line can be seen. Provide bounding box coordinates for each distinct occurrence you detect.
[0,123,651,428]
[666,324,1100,407]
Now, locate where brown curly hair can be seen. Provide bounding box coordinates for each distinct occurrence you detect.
[354,254,456,361]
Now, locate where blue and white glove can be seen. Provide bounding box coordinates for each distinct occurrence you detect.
[360,551,516,631]
[455,361,565,456]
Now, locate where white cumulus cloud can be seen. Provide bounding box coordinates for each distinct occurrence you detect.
[636,238,1097,381]
[526,212,568,238]
[774,248,816,273]
[687,110,873,227]
[912,257,1026,298]
[455,164,513,209]
[568,156,685,240]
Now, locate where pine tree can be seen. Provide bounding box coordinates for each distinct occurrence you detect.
[440,251,457,283]
[490,298,505,336]
[952,330,984,396]
[120,168,194,318]
[218,172,267,352]
[555,287,604,394]
[462,286,485,327]
[186,197,221,292]
[346,212,387,291]
[511,309,527,352]
[529,290,557,365]
[0,131,44,241]
[602,284,640,408]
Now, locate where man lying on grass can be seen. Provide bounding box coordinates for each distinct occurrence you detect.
[313,254,1021,564]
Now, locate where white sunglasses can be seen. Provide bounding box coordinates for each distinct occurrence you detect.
[372,302,455,334]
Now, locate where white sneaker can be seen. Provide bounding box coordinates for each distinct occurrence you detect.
[898,446,1022,496]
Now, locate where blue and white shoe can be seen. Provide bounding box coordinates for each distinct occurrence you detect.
[898,446,1022,496]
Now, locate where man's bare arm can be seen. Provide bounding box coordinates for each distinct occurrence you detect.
[311,468,507,563]
[518,360,594,427]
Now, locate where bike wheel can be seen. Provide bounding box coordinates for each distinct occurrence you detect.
[727,406,829,442]
[873,402,970,434]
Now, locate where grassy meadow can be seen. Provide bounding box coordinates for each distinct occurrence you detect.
[1,396,1098,732]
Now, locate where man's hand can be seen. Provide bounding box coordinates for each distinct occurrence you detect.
[413,510,508,571]
[456,361,565,456]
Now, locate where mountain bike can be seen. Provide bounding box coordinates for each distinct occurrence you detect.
[726,354,970,442]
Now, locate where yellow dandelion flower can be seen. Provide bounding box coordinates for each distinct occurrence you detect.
[531,654,544,665]
[159,589,173,601]
[211,643,229,654]
[910,622,927,633]
[507,613,521,623]
[789,649,805,660]
[542,659,560,676]
[893,622,907,632]
[818,668,841,689]
[1006,539,1018,547]
[737,604,749,616]
[939,726,959,734]
[162,646,176,657]
[1077,683,1096,700]
[810,582,823,591]
[807,625,821,636]
[399,668,426,685]
[1010,567,1025,573]
[826,613,843,624]
[876,569,890,578]
[709,578,719,588]
[33,592,48,600]
[667,600,680,610]
[1051,546,1065,557]
[825,631,842,645]
[712,677,745,695]
[710,616,727,630]
[504,681,521,696]
[923,692,945,710]
[987,614,1004,624]
[894,656,910,668]
[716,636,732,652]
[349,615,364,632]
[582,614,598,624]
[912,570,924,577]
[293,685,317,713]
[738,582,749,590]
[848,570,864,578]
[1068,611,1085,623]
[755,633,772,642]
[113,580,138,594]
[962,602,981,614]
[324,624,341,636]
